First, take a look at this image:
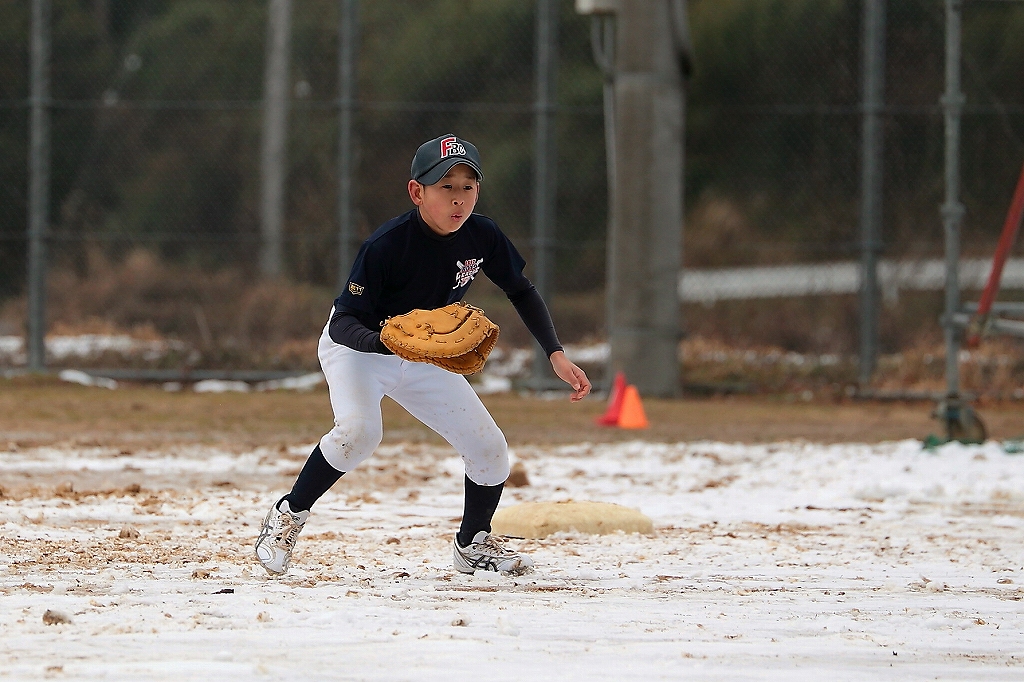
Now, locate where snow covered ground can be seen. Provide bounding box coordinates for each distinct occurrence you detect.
[1,439,1023,680]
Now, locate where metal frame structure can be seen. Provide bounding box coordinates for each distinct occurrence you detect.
[936,0,1024,442]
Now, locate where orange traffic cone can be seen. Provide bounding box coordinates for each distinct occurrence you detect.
[617,384,649,429]
[595,371,627,426]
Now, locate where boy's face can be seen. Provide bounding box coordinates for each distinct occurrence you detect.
[408,164,479,236]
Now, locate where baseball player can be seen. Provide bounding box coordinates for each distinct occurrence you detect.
[256,134,592,576]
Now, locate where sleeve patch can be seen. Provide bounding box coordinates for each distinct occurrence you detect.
[348,282,365,296]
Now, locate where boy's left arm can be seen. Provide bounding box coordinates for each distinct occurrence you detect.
[505,284,591,402]
[479,222,590,401]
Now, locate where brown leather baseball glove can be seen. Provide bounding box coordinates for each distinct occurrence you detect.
[379,302,499,375]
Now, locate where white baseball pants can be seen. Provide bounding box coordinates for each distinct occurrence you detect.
[316,323,509,486]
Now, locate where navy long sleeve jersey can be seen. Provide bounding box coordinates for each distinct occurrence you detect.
[332,209,562,357]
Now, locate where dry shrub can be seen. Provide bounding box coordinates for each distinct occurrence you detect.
[679,334,1024,398]
[4,247,1024,392]
[684,297,860,355]
[36,248,333,369]
[874,338,1024,398]
[683,290,959,358]
[0,297,25,336]
[680,335,856,395]
[687,197,762,267]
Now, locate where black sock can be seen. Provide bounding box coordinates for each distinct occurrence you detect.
[457,475,504,547]
[282,444,344,512]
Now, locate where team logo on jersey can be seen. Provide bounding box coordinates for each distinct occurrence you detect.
[453,258,482,289]
[440,136,466,159]
[348,282,364,296]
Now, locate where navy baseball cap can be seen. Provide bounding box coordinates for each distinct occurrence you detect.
[410,134,484,185]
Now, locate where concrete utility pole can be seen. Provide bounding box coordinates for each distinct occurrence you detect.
[260,0,292,278]
[608,0,687,396]
[27,0,51,371]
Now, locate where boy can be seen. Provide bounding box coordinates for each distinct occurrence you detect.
[255,134,591,576]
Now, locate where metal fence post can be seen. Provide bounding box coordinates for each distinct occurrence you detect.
[858,0,886,386]
[260,0,292,278]
[532,0,559,388]
[941,0,965,400]
[592,14,617,389]
[336,0,359,289]
[27,0,51,371]
[933,0,985,443]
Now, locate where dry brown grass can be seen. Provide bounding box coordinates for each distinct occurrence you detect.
[3,374,1024,450]
[3,250,1024,398]
[1,249,331,370]
[678,336,1024,399]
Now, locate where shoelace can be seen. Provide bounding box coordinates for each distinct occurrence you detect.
[276,513,304,550]
[473,534,516,558]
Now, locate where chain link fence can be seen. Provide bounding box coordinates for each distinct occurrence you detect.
[1,0,1023,393]
[685,0,1024,350]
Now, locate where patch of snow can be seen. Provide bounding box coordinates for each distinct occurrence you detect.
[0,334,189,366]
[473,373,512,395]
[485,347,533,377]
[563,342,609,364]
[254,373,324,392]
[2,439,1024,679]
[193,380,251,393]
[57,369,118,390]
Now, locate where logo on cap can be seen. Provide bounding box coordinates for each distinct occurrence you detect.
[440,136,467,159]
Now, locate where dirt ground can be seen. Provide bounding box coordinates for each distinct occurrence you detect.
[3,375,1024,451]
[3,420,1023,679]
[5,371,1020,512]
[3,377,1024,679]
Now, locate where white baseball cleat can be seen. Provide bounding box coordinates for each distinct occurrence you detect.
[453,531,534,575]
[255,498,309,576]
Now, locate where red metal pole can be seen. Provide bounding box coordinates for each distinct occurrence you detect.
[967,159,1024,347]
